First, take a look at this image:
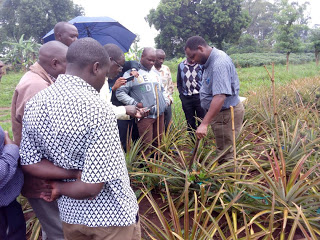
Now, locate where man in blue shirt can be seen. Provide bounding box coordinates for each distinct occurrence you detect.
[0,126,25,240]
[184,36,245,163]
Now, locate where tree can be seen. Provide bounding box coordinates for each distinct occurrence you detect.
[126,35,143,61]
[227,33,258,54]
[242,0,277,45]
[146,0,250,58]
[1,34,41,71]
[274,0,309,71]
[310,28,320,66]
[0,0,83,44]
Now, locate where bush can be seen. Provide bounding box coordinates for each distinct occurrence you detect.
[231,52,315,68]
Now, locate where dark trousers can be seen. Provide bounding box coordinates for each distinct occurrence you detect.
[0,199,26,240]
[164,104,172,131]
[179,94,205,131]
[117,119,140,152]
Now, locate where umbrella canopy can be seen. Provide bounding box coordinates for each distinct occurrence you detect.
[42,16,136,52]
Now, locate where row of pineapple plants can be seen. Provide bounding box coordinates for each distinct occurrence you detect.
[126,66,320,239]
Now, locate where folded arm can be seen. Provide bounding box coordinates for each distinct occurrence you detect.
[42,180,104,201]
[22,158,80,180]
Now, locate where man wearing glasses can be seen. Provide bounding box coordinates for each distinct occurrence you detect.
[100,44,144,120]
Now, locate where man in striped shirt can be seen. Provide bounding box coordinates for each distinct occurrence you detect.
[184,36,245,163]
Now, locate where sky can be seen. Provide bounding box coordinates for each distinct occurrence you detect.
[73,0,320,48]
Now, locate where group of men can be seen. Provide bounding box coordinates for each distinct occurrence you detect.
[0,20,244,240]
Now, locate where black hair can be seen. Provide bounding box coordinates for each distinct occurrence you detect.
[142,47,155,57]
[103,44,124,61]
[185,36,208,50]
[66,38,109,68]
[54,22,73,37]
[156,49,165,56]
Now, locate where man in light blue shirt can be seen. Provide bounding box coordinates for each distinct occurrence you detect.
[185,36,245,163]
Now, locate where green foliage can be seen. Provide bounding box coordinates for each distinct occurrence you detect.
[227,33,258,54]
[309,28,320,64]
[242,0,277,43]
[274,0,309,55]
[1,62,320,239]
[237,62,320,95]
[1,35,41,71]
[230,52,315,68]
[0,0,83,47]
[125,35,143,61]
[146,0,250,58]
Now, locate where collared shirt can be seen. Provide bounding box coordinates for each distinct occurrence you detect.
[152,65,174,103]
[177,60,203,96]
[0,126,24,207]
[200,48,240,111]
[20,74,138,227]
[11,62,54,145]
[48,74,56,83]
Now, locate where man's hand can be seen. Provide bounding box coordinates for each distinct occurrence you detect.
[130,70,139,78]
[4,131,15,145]
[134,107,150,118]
[124,105,137,117]
[196,123,209,139]
[40,171,82,202]
[40,181,61,202]
[112,77,127,91]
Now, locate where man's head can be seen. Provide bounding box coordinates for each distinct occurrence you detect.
[140,47,156,71]
[54,22,78,47]
[103,43,125,79]
[66,37,110,92]
[38,41,68,79]
[185,36,211,65]
[0,61,4,80]
[154,49,166,69]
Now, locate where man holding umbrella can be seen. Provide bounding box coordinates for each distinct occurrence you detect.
[54,22,79,47]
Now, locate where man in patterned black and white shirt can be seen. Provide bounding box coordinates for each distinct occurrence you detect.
[20,38,140,240]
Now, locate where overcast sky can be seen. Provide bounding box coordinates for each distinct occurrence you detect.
[73,0,320,48]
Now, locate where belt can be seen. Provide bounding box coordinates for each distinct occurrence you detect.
[220,102,240,112]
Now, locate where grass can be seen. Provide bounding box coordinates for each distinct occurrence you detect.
[230,52,315,68]
[1,62,320,134]
[0,72,22,135]
[168,61,320,95]
[237,62,320,95]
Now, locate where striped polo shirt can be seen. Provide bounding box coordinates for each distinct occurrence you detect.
[200,48,240,111]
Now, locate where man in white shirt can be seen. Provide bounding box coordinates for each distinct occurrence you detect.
[153,49,174,131]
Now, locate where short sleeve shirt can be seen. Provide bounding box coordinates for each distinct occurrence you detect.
[19,74,138,227]
[200,48,240,111]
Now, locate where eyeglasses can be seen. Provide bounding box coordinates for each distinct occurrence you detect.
[112,58,123,71]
